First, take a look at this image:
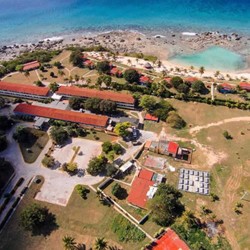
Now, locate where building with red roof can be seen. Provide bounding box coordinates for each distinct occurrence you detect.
[239,82,250,92]
[14,103,109,128]
[184,77,198,84]
[110,67,123,77]
[22,61,40,71]
[0,81,49,100]
[83,60,95,69]
[140,75,151,85]
[56,86,135,109]
[218,83,235,93]
[152,229,189,250]
[167,141,179,158]
[144,113,159,122]
[127,169,155,209]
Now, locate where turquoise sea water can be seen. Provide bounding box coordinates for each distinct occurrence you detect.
[0,0,250,45]
[169,47,246,71]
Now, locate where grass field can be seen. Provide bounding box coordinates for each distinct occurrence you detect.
[82,130,117,142]
[143,121,163,134]
[19,128,49,163]
[6,71,39,85]
[167,101,250,250]
[168,99,250,127]
[0,180,149,250]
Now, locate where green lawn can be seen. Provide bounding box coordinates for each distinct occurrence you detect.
[0,179,149,250]
[82,130,117,142]
[143,121,163,134]
[19,128,49,163]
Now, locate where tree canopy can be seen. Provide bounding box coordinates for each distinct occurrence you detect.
[0,97,5,108]
[166,111,186,129]
[20,203,56,235]
[87,155,108,176]
[13,126,29,143]
[49,82,59,92]
[0,115,12,130]
[69,49,83,67]
[114,122,131,137]
[96,61,110,74]
[191,80,207,94]
[50,126,68,145]
[149,184,184,226]
[124,69,140,83]
[139,95,157,112]
[69,97,84,110]
[170,76,183,88]
[0,135,8,152]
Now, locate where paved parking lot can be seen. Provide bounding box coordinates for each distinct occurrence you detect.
[52,138,102,170]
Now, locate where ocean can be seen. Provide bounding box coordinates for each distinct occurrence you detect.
[0,0,250,45]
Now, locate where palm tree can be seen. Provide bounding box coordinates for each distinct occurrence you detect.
[190,65,194,70]
[62,236,77,250]
[199,66,205,75]
[157,60,162,68]
[127,59,131,65]
[214,70,220,77]
[94,237,107,250]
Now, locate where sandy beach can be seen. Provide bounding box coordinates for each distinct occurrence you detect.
[0,30,249,80]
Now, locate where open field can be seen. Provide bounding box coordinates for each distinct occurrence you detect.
[165,101,250,250]
[0,179,149,250]
[168,99,250,127]
[5,71,39,84]
[143,121,163,134]
[19,128,49,164]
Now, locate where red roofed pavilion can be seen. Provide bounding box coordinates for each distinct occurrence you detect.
[22,61,40,71]
[152,229,190,250]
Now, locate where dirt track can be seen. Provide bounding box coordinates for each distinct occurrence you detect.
[189,117,250,134]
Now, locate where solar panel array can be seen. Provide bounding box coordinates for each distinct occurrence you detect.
[178,168,210,195]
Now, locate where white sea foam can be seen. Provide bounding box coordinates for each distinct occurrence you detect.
[182,32,197,36]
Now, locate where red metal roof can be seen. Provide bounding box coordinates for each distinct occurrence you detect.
[140,75,151,83]
[239,82,250,90]
[56,86,134,104]
[14,103,108,127]
[110,67,122,75]
[22,61,40,71]
[144,113,159,122]
[167,141,179,155]
[0,81,49,96]
[184,77,198,83]
[138,169,154,180]
[127,177,154,209]
[84,60,94,66]
[220,83,234,90]
[153,229,190,250]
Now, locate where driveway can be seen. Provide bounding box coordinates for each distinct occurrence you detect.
[0,124,104,208]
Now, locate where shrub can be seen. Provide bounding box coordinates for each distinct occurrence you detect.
[223,130,233,140]
[76,185,89,199]
[166,111,186,129]
[111,215,146,242]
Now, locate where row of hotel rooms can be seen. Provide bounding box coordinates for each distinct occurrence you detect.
[0,81,135,129]
[0,81,135,109]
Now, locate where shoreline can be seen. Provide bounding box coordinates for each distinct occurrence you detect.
[0,29,249,79]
